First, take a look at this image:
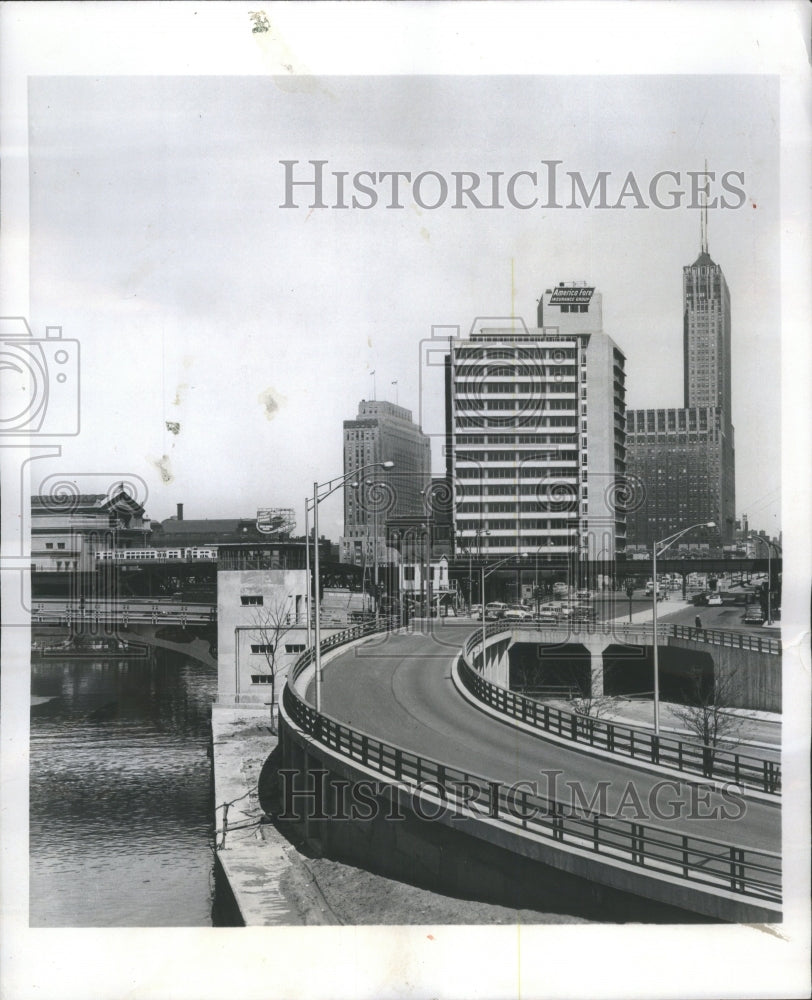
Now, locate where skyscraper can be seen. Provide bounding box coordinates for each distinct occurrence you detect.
[340,399,431,565]
[445,283,627,571]
[625,224,736,549]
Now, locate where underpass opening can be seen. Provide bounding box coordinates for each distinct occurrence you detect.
[509,643,591,699]
[602,644,715,703]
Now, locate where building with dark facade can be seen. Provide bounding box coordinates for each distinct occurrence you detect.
[625,226,736,549]
[340,399,431,566]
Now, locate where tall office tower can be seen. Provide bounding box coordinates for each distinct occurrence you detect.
[340,399,431,565]
[625,224,736,549]
[446,282,627,569]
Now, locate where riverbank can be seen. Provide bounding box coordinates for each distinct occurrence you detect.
[210,704,594,925]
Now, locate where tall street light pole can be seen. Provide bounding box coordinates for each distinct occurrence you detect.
[480,553,527,673]
[753,535,781,625]
[312,460,394,713]
[652,520,715,736]
[304,496,312,650]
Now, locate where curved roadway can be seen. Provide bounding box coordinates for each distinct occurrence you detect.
[307,623,780,853]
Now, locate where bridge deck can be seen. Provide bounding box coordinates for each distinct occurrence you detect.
[308,623,780,854]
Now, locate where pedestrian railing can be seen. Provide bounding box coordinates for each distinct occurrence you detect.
[507,618,780,654]
[462,628,781,795]
[282,633,781,909]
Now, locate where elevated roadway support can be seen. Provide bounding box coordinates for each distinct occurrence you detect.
[278,625,781,924]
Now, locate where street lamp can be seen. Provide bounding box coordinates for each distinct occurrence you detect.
[312,460,394,713]
[480,553,528,671]
[354,479,385,621]
[651,520,715,735]
[752,535,781,625]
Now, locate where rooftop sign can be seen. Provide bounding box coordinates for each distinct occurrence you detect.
[549,286,594,305]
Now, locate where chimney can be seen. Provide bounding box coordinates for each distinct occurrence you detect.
[177,503,184,521]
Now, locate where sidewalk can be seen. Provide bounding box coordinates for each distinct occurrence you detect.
[606,595,689,626]
[211,705,306,925]
[548,695,781,755]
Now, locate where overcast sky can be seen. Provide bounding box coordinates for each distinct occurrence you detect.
[28,74,780,539]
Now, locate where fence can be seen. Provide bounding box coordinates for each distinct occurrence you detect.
[282,620,781,909]
[462,626,781,794]
[508,619,780,655]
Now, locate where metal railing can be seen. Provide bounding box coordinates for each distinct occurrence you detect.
[282,621,781,909]
[506,618,780,654]
[32,601,216,626]
[463,626,781,794]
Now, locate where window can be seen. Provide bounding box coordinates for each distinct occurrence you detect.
[404,567,416,581]
[241,595,264,606]
[285,643,306,654]
[250,675,274,684]
[250,643,273,654]
[45,542,54,550]
[57,542,66,550]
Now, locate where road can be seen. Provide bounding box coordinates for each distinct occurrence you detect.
[309,623,780,854]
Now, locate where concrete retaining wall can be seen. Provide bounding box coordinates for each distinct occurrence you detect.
[278,708,780,924]
[669,637,781,712]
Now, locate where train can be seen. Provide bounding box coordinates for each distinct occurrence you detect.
[95,547,218,562]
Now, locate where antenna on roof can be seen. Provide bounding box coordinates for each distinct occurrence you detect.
[700,158,709,255]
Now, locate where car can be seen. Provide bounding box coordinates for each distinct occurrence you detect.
[504,605,532,621]
[692,592,709,606]
[535,614,559,626]
[485,601,508,620]
[707,593,723,606]
[743,605,765,624]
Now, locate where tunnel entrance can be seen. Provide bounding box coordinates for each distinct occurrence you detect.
[602,644,715,703]
[509,643,591,698]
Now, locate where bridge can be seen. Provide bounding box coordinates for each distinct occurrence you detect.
[278,618,781,923]
[31,597,216,626]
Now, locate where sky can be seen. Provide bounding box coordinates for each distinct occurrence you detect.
[27,74,781,540]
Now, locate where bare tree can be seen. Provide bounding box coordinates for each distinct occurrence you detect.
[567,661,614,719]
[249,593,296,733]
[671,664,752,775]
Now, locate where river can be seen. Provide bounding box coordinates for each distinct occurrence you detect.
[29,648,230,926]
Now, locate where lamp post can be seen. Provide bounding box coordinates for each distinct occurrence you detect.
[480,553,527,671]
[651,520,715,735]
[312,460,394,713]
[304,496,313,649]
[752,535,781,625]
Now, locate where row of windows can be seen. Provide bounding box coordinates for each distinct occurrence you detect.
[456,448,575,462]
[456,415,578,429]
[457,481,577,496]
[480,536,577,548]
[457,502,576,515]
[459,519,579,531]
[456,467,577,479]
[456,399,576,413]
[454,381,576,394]
[249,641,305,657]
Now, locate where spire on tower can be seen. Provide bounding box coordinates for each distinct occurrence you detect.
[700,158,709,254]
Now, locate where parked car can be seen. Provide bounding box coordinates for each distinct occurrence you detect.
[692,592,709,606]
[743,605,765,624]
[707,593,723,606]
[504,604,532,621]
[535,613,559,626]
[485,601,508,620]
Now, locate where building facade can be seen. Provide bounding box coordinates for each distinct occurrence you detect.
[31,488,152,575]
[340,399,431,565]
[625,233,736,549]
[445,283,627,570]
